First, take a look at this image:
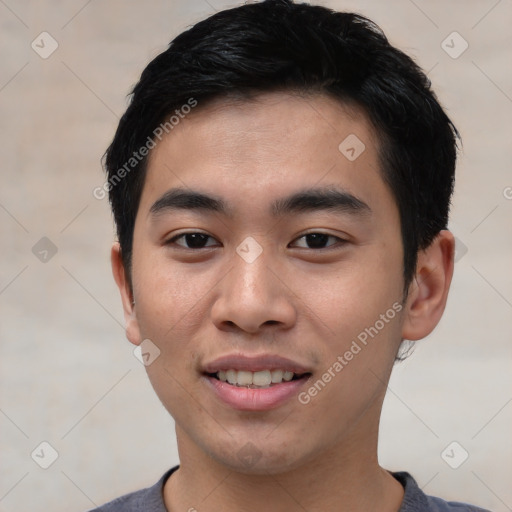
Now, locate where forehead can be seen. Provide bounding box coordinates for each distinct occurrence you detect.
[140,91,388,214]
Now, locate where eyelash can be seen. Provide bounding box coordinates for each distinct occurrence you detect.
[165,231,347,250]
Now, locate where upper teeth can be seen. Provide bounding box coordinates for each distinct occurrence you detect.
[217,369,295,387]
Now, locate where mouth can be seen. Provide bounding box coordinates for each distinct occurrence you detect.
[206,369,311,389]
[202,355,313,411]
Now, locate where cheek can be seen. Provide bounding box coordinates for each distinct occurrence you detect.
[132,247,215,338]
[145,358,203,436]
[289,250,403,342]
[299,305,403,434]
[289,248,405,403]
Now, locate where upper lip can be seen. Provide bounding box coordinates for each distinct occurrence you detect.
[203,354,312,374]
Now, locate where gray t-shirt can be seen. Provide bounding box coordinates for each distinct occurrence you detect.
[89,466,492,511]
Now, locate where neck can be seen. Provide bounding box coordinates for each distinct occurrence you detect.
[164,422,404,512]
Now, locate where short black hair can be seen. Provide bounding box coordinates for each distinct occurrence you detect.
[103,0,458,292]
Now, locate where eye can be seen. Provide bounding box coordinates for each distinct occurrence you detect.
[166,232,219,249]
[290,232,346,249]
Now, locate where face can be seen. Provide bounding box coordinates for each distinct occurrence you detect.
[120,92,409,474]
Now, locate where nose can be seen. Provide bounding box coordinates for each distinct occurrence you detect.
[211,248,297,335]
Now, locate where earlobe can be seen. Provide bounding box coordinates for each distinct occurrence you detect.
[111,242,142,346]
[401,230,455,341]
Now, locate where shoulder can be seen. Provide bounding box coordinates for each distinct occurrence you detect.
[393,472,492,512]
[87,466,178,512]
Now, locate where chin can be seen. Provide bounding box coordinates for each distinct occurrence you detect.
[206,437,314,476]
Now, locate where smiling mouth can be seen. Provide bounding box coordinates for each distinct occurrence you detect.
[207,369,311,388]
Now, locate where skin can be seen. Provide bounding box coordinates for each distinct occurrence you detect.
[111,92,455,512]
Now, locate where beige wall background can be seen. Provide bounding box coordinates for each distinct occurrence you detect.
[1,1,511,511]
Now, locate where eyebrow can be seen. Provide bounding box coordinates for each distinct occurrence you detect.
[149,186,371,219]
[150,188,229,217]
[272,187,371,217]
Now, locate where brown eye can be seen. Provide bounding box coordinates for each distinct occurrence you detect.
[291,233,345,249]
[168,232,218,249]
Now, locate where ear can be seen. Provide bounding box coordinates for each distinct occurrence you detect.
[111,242,142,346]
[401,230,455,341]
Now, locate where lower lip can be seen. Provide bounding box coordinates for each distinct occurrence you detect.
[203,375,310,411]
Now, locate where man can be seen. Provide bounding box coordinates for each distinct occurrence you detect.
[92,0,490,510]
